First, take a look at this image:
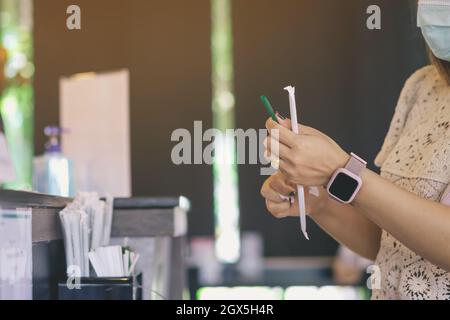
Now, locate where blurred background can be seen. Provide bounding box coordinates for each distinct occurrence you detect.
[0,0,427,299]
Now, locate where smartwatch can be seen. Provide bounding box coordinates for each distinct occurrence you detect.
[327,153,367,204]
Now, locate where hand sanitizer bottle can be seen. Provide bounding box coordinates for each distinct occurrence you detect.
[33,126,74,197]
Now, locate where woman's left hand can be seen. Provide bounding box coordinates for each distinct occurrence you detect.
[265,117,350,187]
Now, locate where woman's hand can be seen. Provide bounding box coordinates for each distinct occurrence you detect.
[265,117,349,187]
[260,171,329,218]
[260,116,382,261]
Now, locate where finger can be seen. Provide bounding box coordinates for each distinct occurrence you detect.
[266,118,296,147]
[278,159,296,179]
[266,200,291,218]
[261,182,287,203]
[287,197,300,216]
[276,114,292,130]
[263,149,271,162]
[286,179,297,190]
[273,115,325,138]
[280,194,295,203]
[269,174,296,195]
[263,139,279,170]
[266,119,296,147]
[265,135,292,161]
[267,199,300,218]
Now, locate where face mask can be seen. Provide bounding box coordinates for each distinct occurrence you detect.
[417,0,450,62]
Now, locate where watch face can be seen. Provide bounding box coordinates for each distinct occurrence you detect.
[329,172,359,202]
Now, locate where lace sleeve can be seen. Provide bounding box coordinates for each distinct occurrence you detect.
[374,66,433,167]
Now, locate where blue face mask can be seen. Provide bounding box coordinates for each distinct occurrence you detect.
[417,0,450,62]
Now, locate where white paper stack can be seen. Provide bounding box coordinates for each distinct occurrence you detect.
[59,192,115,277]
[101,195,114,246]
[88,246,139,277]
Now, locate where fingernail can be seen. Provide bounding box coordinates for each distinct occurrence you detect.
[276,112,286,120]
[264,150,270,161]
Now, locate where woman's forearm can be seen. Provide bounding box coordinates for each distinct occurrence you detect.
[355,169,450,271]
[310,199,381,261]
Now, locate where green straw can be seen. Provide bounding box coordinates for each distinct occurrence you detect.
[260,95,279,123]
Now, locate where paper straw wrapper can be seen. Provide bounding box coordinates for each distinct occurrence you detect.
[284,86,309,240]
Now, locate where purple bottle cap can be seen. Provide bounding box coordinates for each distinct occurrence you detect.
[44,126,68,153]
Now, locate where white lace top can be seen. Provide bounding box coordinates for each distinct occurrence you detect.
[372,65,450,300]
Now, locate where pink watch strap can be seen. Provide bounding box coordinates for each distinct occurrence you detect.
[345,153,367,176]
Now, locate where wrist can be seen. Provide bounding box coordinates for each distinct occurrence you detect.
[328,151,351,182]
[309,196,331,219]
[337,151,351,169]
[309,189,332,219]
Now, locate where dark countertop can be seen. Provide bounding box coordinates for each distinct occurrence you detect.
[0,189,72,209]
[0,189,190,211]
[114,196,190,211]
[0,189,189,242]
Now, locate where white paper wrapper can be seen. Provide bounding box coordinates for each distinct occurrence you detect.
[284,86,309,240]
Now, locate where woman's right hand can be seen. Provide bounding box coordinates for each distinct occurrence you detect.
[260,172,329,219]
